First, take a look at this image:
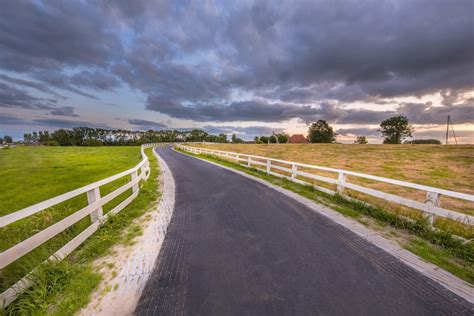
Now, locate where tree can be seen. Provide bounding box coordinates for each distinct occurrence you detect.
[217,133,227,143]
[254,136,260,144]
[269,135,277,143]
[277,133,288,143]
[379,115,413,144]
[3,135,13,143]
[231,134,243,143]
[51,129,74,146]
[308,120,336,143]
[259,136,269,144]
[354,136,368,144]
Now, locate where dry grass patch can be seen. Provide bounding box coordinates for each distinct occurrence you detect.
[192,143,474,214]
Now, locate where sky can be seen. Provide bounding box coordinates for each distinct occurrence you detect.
[0,0,473,143]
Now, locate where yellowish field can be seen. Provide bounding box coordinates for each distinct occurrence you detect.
[192,143,474,217]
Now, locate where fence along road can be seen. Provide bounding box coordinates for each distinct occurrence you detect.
[135,147,472,315]
[0,143,166,308]
[177,144,474,227]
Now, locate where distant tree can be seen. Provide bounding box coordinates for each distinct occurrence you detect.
[404,139,441,144]
[259,136,269,144]
[269,135,277,143]
[39,131,50,143]
[218,133,228,143]
[52,129,74,146]
[188,129,208,142]
[308,120,336,143]
[354,136,368,144]
[3,135,13,143]
[379,115,413,144]
[231,134,243,143]
[277,133,288,143]
[0,136,3,144]
[254,136,260,144]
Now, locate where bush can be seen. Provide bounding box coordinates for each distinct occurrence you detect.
[46,140,60,146]
[405,139,441,144]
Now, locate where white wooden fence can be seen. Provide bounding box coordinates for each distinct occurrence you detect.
[177,145,474,226]
[0,143,167,308]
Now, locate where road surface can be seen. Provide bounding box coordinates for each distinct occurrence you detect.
[135,147,472,315]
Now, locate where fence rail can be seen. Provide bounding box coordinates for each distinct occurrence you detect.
[177,145,474,225]
[0,143,167,308]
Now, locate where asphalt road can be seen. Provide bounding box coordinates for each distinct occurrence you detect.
[135,147,472,315]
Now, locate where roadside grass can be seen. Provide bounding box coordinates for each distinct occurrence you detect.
[177,148,474,284]
[191,143,474,215]
[2,148,160,315]
[1,146,142,293]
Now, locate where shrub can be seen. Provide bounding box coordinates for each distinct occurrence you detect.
[46,140,60,146]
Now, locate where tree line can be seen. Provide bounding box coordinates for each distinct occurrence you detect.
[14,115,441,147]
[22,128,224,146]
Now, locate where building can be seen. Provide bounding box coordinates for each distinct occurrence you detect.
[288,134,307,143]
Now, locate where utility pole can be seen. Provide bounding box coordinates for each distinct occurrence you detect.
[445,115,458,145]
[445,116,449,145]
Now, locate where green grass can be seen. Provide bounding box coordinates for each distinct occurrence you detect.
[2,147,160,315]
[404,239,474,284]
[0,146,142,214]
[177,148,474,284]
[1,146,142,292]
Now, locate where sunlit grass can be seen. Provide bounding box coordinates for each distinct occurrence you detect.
[191,143,474,215]
[1,147,160,315]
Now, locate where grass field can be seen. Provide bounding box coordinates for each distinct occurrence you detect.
[0,145,155,308]
[0,146,142,214]
[192,144,474,217]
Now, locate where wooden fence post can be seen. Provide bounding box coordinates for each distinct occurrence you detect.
[266,159,271,174]
[424,192,441,224]
[291,164,297,179]
[337,172,346,194]
[131,170,139,193]
[87,187,103,222]
[247,157,251,167]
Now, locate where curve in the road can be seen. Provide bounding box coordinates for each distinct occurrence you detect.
[135,147,472,315]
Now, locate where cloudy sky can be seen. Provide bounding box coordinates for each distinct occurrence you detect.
[0,0,473,143]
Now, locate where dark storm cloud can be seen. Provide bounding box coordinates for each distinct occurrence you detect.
[0,74,67,99]
[146,97,343,123]
[49,106,80,117]
[0,1,121,72]
[0,114,31,125]
[32,72,99,99]
[70,70,122,91]
[0,113,105,130]
[0,0,473,125]
[31,118,111,129]
[0,82,56,110]
[128,119,167,130]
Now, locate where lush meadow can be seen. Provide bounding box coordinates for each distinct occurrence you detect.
[1,146,160,314]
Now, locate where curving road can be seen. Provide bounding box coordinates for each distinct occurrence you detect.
[135,147,472,315]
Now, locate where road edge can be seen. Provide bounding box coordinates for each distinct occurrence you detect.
[172,147,473,304]
[79,148,176,315]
